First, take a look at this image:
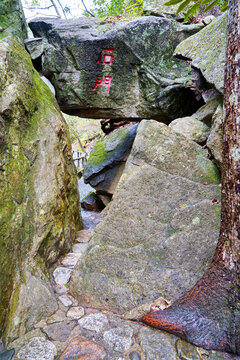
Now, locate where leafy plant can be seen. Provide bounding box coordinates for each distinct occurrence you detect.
[89,0,143,18]
[164,0,228,20]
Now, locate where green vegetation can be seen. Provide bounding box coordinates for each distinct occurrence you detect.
[63,114,101,148]
[164,0,227,21]
[90,0,143,17]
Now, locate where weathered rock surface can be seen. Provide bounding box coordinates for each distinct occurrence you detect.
[70,120,221,313]
[84,124,138,195]
[0,0,27,42]
[0,7,81,343]
[207,104,224,168]
[192,96,223,125]
[28,16,202,121]
[16,337,56,360]
[174,13,227,94]
[169,116,210,144]
[143,0,194,20]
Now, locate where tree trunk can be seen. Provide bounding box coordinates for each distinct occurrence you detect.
[142,0,240,355]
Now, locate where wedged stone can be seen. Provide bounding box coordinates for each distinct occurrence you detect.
[16,337,56,360]
[103,326,133,352]
[78,313,108,333]
[53,267,72,286]
[169,116,210,144]
[174,13,227,94]
[84,124,138,182]
[207,104,223,169]
[28,16,201,121]
[59,337,107,360]
[191,96,223,124]
[43,321,77,343]
[67,307,85,320]
[24,38,44,60]
[81,192,104,211]
[70,120,220,313]
[61,253,81,268]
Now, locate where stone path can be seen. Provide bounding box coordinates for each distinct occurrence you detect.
[4,228,240,359]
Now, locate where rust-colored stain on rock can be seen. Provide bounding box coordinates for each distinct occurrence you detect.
[59,337,107,360]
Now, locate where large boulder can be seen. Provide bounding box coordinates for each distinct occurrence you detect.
[27,16,203,121]
[169,116,210,144]
[174,12,227,94]
[70,120,221,314]
[84,123,138,195]
[0,16,81,343]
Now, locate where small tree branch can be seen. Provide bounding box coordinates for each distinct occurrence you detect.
[56,0,67,19]
[81,0,95,17]
[49,0,61,17]
[23,5,54,10]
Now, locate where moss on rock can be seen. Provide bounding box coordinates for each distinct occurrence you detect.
[0,33,81,342]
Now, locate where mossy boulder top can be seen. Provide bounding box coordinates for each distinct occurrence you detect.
[174,12,227,94]
[84,123,138,182]
[27,16,203,121]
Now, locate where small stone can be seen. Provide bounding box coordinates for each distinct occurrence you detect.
[78,313,108,332]
[72,243,88,255]
[47,309,67,324]
[103,326,133,352]
[59,337,106,360]
[16,337,56,360]
[53,267,72,286]
[61,253,81,268]
[59,294,73,307]
[43,321,77,343]
[75,230,91,243]
[124,303,151,320]
[150,297,172,311]
[67,307,85,320]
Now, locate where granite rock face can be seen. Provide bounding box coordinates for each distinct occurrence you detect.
[0,12,81,342]
[28,16,202,121]
[174,12,227,94]
[70,120,221,313]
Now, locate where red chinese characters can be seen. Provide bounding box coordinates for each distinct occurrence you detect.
[93,48,114,95]
[92,76,112,94]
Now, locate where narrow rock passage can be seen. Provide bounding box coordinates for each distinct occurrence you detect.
[6,183,240,359]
